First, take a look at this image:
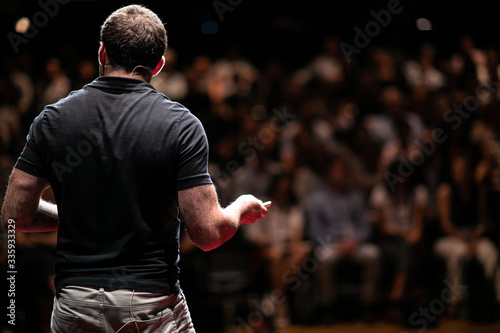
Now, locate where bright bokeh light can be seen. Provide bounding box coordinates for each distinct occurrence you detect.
[15,17,30,34]
[416,18,432,31]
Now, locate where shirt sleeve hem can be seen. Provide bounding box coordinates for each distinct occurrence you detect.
[14,158,44,178]
[177,176,213,191]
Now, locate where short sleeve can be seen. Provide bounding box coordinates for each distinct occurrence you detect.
[14,111,46,177]
[176,111,213,190]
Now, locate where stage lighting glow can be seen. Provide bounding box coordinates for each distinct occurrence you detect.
[416,18,432,31]
[15,17,30,34]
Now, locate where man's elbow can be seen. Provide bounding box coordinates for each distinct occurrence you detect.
[191,238,219,252]
[1,207,12,231]
[1,215,9,232]
[187,228,223,251]
[197,245,217,252]
[2,216,31,232]
[1,214,23,232]
[189,223,237,252]
[1,203,37,232]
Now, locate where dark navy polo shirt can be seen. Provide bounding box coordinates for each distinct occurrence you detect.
[15,76,213,294]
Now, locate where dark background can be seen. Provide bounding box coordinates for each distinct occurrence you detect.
[3,0,500,74]
[2,1,500,331]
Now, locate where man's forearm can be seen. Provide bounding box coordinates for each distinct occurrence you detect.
[202,196,267,250]
[194,199,242,251]
[3,199,58,233]
[179,184,267,252]
[2,169,58,233]
[32,199,59,232]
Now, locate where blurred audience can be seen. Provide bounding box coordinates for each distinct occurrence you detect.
[151,49,189,101]
[434,152,500,316]
[73,58,98,90]
[402,43,447,92]
[2,32,500,330]
[244,173,309,327]
[37,57,71,110]
[370,160,428,303]
[307,155,380,320]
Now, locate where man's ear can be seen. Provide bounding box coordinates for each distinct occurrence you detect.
[98,42,107,66]
[152,56,165,77]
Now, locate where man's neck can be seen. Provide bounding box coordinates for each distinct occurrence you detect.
[101,65,149,82]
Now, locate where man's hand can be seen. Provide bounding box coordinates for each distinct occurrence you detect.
[233,194,268,225]
[178,185,268,251]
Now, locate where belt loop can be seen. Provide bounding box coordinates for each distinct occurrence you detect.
[98,287,104,305]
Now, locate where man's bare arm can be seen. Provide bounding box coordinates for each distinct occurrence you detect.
[1,169,58,232]
[178,184,267,251]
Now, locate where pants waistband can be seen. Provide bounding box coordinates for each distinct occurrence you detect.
[57,285,179,308]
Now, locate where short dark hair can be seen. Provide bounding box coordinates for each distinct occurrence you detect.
[100,5,167,74]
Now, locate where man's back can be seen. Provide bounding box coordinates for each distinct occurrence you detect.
[17,76,212,294]
[2,5,268,332]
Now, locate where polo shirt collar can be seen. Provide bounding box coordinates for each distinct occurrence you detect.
[87,76,156,93]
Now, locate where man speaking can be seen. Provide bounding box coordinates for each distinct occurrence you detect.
[1,5,268,332]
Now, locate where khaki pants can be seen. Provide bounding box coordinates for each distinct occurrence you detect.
[434,236,500,303]
[51,286,196,333]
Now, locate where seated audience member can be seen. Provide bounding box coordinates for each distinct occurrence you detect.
[370,161,428,302]
[244,174,308,327]
[434,152,500,315]
[150,49,188,102]
[402,43,447,92]
[307,155,380,320]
